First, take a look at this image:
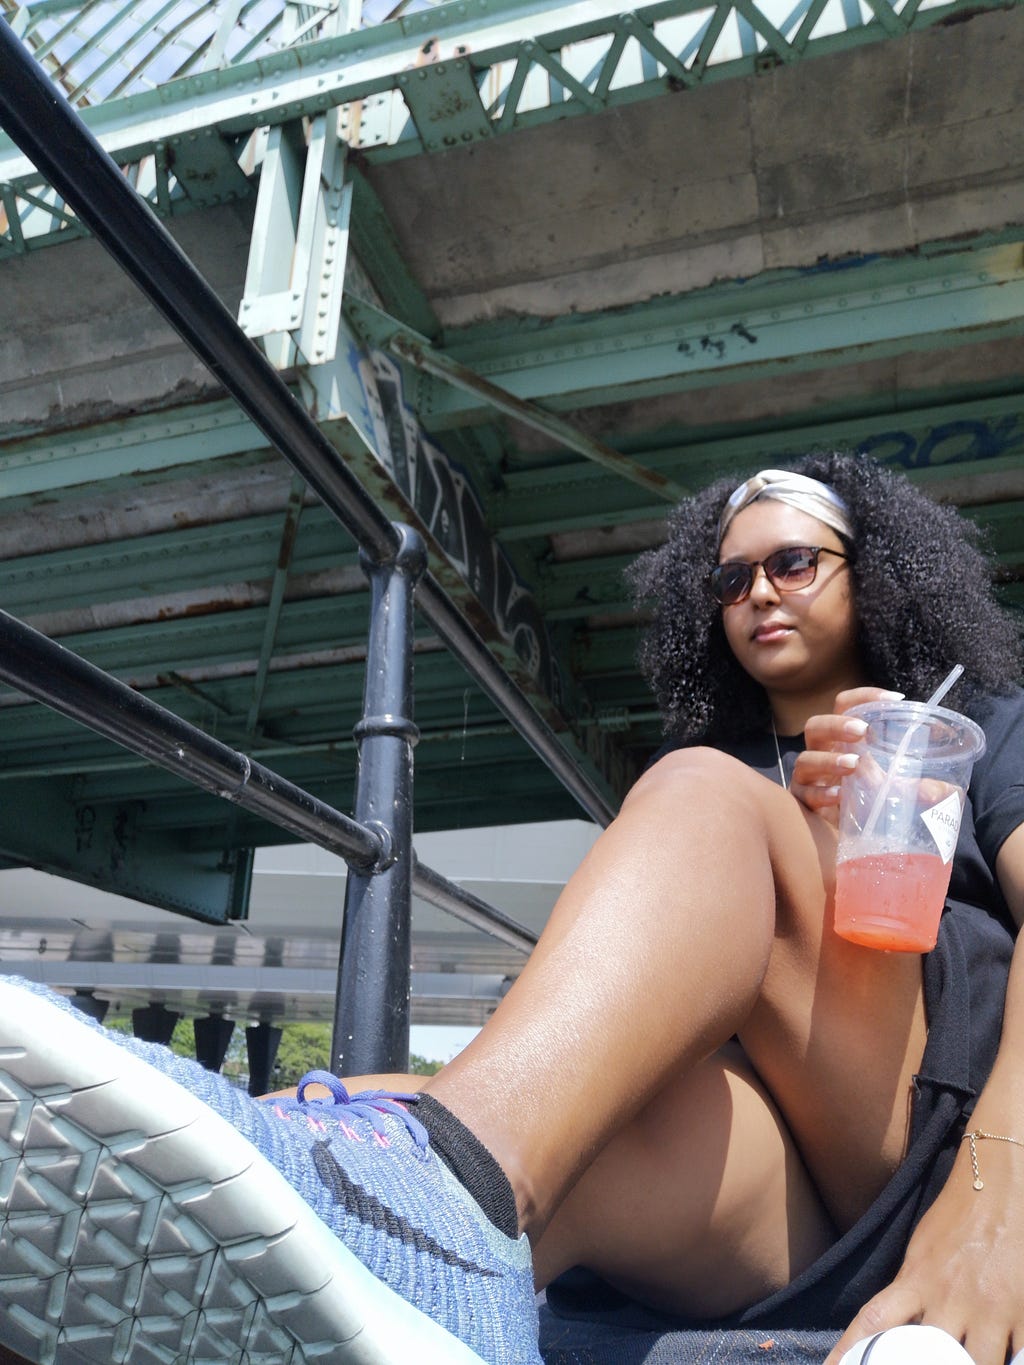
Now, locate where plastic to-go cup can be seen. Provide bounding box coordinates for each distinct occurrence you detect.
[834,700,986,952]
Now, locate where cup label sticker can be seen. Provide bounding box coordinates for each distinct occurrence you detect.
[920,790,963,864]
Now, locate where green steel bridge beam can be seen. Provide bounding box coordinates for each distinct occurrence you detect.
[0,21,619,826]
[408,242,1024,427]
[386,328,685,504]
[492,390,1024,538]
[296,331,620,794]
[243,473,308,737]
[3,0,1022,252]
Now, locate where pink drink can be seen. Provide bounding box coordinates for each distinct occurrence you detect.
[834,851,954,952]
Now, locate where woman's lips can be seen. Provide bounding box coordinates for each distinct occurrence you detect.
[751,622,792,643]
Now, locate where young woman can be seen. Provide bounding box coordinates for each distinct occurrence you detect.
[533,452,1024,1360]
[0,453,1021,1365]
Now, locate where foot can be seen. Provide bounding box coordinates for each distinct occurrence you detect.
[0,977,539,1364]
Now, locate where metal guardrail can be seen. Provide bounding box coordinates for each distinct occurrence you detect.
[0,606,538,956]
[0,18,553,1074]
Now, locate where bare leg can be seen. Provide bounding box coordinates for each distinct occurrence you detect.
[423,748,925,1256]
[532,1044,836,1318]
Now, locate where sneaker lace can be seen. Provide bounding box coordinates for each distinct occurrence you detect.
[275,1069,430,1153]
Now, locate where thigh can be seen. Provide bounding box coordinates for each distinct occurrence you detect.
[742,786,927,1232]
[532,1044,836,1321]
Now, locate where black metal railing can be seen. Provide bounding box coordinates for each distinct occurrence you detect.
[0,20,606,1077]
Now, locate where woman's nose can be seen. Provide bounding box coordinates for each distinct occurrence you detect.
[747,563,780,605]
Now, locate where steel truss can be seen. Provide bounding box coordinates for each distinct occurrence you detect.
[3,0,1021,254]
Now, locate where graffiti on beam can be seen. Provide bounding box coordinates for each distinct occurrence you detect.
[355,347,563,704]
[857,415,1024,469]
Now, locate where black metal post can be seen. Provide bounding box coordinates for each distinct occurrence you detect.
[333,525,425,1075]
[246,1022,283,1097]
[194,1014,236,1072]
[132,1002,181,1045]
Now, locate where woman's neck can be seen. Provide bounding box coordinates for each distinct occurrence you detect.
[768,684,859,738]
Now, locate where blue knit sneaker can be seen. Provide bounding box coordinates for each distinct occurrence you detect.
[0,976,541,1365]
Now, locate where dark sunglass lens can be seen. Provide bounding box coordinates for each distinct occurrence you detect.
[711,563,753,604]
[766,546,818,587]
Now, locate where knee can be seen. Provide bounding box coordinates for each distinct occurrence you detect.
[635,745,763,803]
[622,747,787,854]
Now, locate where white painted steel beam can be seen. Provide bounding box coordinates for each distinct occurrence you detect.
[239,113,351,367]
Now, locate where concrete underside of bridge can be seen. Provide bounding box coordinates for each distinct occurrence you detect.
[0,0,1021,1025]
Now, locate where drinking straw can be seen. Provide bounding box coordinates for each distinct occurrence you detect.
[924,663,964,709]
[861,664,964,839]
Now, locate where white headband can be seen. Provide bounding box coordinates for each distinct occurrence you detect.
[718,469,854,546]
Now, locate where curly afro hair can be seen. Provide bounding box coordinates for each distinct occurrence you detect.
[627,450,1022,743]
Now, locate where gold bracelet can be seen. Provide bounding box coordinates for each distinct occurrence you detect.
[961,1129,1024,1190]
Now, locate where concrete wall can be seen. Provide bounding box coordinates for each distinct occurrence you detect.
[368,7,1024,325]
[0,202,254,438]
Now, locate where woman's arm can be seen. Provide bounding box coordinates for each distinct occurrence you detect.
[823,822,1024,1365]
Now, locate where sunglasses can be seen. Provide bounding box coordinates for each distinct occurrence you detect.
[709,545,851,606]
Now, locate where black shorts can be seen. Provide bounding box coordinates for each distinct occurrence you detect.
[545,901,1013,1331]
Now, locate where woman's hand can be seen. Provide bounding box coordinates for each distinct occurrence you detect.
[823,1147,1024,1365]
[788,687,903,823]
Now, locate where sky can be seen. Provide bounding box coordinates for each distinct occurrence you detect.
[411,1024,481,1063]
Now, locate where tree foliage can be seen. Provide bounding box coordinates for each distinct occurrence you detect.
[100,1012,445,1087]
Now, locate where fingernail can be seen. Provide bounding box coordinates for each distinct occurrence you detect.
[836,753,858,769]
[842,719,868,738]
[878,690,905,700]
